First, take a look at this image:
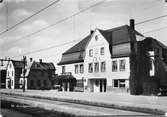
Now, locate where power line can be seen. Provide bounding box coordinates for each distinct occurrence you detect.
[1,0,106,45]
[135,14,167,26]
[0,0,60,36]
[143,25,167,34]
[11,39,81,58]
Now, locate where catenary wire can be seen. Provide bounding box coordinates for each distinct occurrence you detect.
[11,39,81,58]
[0,0,60,36]
[1,0,106,46]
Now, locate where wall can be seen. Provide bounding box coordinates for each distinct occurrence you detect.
[6,61,15,89]
[27,69,52,89]
[84,29,130,91]
[58,62,84,80]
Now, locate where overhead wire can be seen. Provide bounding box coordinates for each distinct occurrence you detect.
[143,25,167,34]
[0,0,60,36]
[135,14,167,26]
[1,0,106,46]
[11,39,81,58]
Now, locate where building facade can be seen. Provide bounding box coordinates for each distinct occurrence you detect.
[20,59,55,90]
[58,20,145,92]
[6,60,24,89]
[0,59,8,88]
[58,19,167,93]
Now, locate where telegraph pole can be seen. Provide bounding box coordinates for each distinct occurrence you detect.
[23,56,26,92]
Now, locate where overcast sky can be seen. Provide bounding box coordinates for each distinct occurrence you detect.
[0,0,167,66]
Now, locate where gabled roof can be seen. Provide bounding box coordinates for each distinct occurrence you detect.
[141,37,167,50]
[63,34,92,55]
[99,25,144,45]
[31,62,55,70]
[12,60,24,69]
[58,25,144,65]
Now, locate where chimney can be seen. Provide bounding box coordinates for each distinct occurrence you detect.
[30,58,33,62]
[39,59,42,63]
[90,30,94,35]
[130,19,135,30]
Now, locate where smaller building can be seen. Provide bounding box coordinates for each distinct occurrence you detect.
[0,59,8,88]
[20,58,56,90]
[6,60,24,89]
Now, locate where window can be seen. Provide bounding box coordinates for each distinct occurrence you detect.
[112,60,117,72]
[88,63,93,73]
[101,62,106,72]
[1,60,3,66]
[113,80,118,87]
[119,59,126,71]
[80,64,84,73]
[11,80,13,86]
[119,80,125,88]
[75,65,78,74]
[95,48,98,55]
[113,79,126,88]
[37,80,41,87]
[8,71,9,76]
[30,80,34,86]
[89,49,93,57]
[12,71,13,76]
[100,47,104,55]
[44,80,47,86]
[94,62,99,72]
[62,66,65,74]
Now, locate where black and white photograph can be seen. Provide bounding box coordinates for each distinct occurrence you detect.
[0,0,167,117]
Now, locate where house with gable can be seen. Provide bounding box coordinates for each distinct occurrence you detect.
[6,60,24,89]
[84,21,145,92]
[20,58,55,90]
[0,59,9,88]
[58,19,167,93]
[57,20,143,92]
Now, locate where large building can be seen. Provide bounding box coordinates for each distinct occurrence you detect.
[58,20,167,93]
[58,20,144,92]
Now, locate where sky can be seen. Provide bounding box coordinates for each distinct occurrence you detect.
[0,0,167,68]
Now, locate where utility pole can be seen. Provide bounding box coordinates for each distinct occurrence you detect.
[23,56,26,92]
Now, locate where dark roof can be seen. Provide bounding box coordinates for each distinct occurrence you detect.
[57,52,84,65]
[55,74,76,81]
[63,34,92,55]
[31,62,55,70]
[58,25,144,65]
[12,60,24,69]
[99,25,144,45]
[141,37,167,50]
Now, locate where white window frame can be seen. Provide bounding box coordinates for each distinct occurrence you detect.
[119,59,126,71]
[94,62,99,72]
[100,47,104,55]
[88,63,93,73]
[101,61,106,72]
[80,64,84,74]
[75,64,79,74]
[89,49,93,57]
[112,60,118,72]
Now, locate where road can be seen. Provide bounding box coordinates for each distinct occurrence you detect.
[0,94,163,117]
